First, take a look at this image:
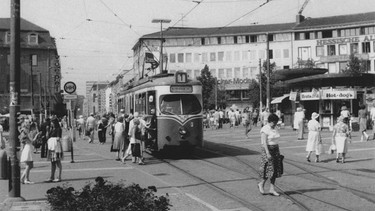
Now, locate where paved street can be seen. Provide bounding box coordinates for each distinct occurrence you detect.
[1,124,375,210]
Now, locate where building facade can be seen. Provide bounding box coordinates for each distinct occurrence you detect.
[131,12,375,111]
[0,18,61,115]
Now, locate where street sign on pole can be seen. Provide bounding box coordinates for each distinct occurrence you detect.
[64,81,76,94]
[64,94,78,100]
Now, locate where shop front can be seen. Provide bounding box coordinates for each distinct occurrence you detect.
[284,73,375,130]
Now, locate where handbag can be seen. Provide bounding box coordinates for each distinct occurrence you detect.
[134,127,142,140]
[328,144,336,154]
[131,143,141,157]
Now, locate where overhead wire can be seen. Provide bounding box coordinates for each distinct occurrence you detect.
[170,0,206,28]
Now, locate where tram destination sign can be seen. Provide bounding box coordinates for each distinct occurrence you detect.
[170,85,193,93]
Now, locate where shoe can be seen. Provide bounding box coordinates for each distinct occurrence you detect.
[336,158,339,163]
[24,180,35,184]
[315,158,319,163]
[138,162,145,165]
[257,182,265,195]
[115,158,121,161]
[270,191,280,196]
[45,178,53,182]
[306,157,311,162]
[53,179,61,182]
[20,180,25,184]
[342,160,345,164]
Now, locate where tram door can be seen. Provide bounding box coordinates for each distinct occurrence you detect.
[147,91,156,114]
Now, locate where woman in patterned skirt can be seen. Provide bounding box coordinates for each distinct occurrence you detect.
[258,113,283,196]
[46,118,63,182]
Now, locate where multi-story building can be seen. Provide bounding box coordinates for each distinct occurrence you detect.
[0,18,61,115]
[131,12,375,111]
[85,81,108,116]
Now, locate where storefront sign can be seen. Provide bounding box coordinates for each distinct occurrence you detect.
[320,54,369,63]
[316,35,375,46]
[218,78,251,85]
[321,89,356,100]
[300,91,320,101]
[289,92,297,101]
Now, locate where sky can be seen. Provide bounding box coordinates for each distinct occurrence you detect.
[1,0,375,95]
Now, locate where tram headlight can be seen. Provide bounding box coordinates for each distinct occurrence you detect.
[179,126,187,139]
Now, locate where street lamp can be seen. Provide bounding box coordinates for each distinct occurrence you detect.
[152,19,171,74]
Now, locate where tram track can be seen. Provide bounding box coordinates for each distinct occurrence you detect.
[194,147,375,211]
[148,152,266,211]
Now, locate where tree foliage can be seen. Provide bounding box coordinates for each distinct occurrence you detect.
[342,54,369,74]
[246,61,286,108]
[197,65,216,110]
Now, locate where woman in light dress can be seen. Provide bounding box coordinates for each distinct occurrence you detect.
[358,104,369,142]
[306,112,323,162]
[332,116,350,163]
[20,119,38,184]
[112,116,125,161]
[293,107,305,140]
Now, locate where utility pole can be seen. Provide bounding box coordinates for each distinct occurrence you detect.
[259,59,263,112]
[30,55,34,109]
[152,19,171,74]
[6,0,24,202]
[266,33,271,110]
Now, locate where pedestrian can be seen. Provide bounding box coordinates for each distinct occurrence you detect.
[29,119,40,154]
[218,109,224,129]
[145,109,157,149]
[98,115,108,144]
[122,112,146,164]
[76,115,85,139]
[340,105,352,138]
[258,114,283,196]
[19,119,35,184]
[332,116,350,163]
[86,113,96,143]
[245,108,252,138]
[46,118,63,182]
[228,109,236,128]
[260,108,270,127]
[112,116,125,161]
[306,112,323,162]
[252,108,259,126]
[0,123,4,149]
[293,107,305,140]
[358,104,369,142]
[129,118,145,165]
[40,118,50,158]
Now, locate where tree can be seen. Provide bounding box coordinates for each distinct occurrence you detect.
[342,54,369,74]
[246,61,286,109]
[197,65,216,110]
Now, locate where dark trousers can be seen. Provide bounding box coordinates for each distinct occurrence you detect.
[98,128,107,143]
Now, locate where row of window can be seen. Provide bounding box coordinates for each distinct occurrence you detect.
[298,41,375,59]
[147,26,375,47]
[168,49,290,63]
[295,26,375,40]
[2,32,39,45]
[169,66,260,79]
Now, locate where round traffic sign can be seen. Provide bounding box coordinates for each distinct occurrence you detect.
[64,81,76,94]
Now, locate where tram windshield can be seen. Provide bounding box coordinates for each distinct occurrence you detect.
[160,94,202,115]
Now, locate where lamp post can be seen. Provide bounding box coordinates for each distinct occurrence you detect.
[266,33,271,110]
[151,19,171,74]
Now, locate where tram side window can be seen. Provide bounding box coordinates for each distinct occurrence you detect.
[160,94,202,115]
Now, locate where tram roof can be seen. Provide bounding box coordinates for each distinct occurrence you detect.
[120,73,202,94]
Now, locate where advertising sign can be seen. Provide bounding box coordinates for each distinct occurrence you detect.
[300,90,320,101]
[321,89,356,100]
[289,92,297,101]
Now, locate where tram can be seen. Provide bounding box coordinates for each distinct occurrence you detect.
[117,71,203,152]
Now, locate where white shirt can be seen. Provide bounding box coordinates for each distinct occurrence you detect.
[260,124,280,145]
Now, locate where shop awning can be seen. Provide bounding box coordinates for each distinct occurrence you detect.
[271,94,289,104]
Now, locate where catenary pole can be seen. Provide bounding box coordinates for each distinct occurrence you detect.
[5,0,25,203]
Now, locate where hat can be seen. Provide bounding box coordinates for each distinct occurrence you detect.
[79,115,83,118]
[341,106,347,110]
[311,112,319,119]
[297,107,303,111]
